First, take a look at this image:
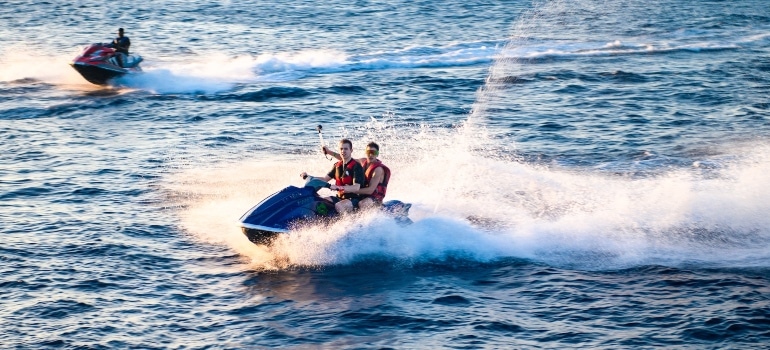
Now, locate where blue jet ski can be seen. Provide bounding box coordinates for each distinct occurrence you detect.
[239,176,412,246]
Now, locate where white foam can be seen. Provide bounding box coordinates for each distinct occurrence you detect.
[114,69,234,94]
[120,44,496,92]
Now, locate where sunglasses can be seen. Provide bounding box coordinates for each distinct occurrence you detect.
[365,149,378,156]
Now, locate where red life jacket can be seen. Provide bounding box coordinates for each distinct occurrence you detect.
[334,159,360,197]
[362,159,390,202]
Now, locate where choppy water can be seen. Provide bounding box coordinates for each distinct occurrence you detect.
[2,0,770,348]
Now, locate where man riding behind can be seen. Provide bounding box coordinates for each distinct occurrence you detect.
[300,139,365,214]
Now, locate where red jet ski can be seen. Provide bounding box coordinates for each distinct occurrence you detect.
[70,43,143,85]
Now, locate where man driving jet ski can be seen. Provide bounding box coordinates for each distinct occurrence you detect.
[106,28,131,67]
[300,138,365,214]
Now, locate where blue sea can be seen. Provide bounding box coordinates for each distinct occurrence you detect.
[2,0,770,348]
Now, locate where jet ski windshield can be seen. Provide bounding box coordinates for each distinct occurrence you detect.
[303,176,331,192]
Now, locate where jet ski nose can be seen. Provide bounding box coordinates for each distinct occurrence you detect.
[242,226,280,246]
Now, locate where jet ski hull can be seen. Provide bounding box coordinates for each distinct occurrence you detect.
[238,177,412,246]
[241,222,288,246]
[70,43,142,85]
[239,184,336,246]
[242,226,283,246]
[70,62,128,85]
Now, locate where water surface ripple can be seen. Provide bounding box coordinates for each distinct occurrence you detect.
[1,0,770,348]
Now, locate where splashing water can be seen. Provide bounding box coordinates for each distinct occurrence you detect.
[164,0,770,270]
[166,115,770,270]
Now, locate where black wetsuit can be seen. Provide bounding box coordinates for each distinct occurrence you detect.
[110,36,130,54]
[107,36,130,67]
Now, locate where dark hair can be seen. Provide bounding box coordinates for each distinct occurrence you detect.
[366,142,379,151]
[118,28,124,32]
[339,139,353,149]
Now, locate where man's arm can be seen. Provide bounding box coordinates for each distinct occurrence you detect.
[321,146,366,164]
[300,172,332,182]
[322,146,339,160]
[355,167,383,195]
[326,166,345,190]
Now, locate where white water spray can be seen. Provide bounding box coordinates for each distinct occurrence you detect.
[166,116,770,270]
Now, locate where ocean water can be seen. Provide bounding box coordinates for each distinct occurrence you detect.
[2,0,770,348]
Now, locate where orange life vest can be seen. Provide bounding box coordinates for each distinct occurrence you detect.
[362,159,390,202]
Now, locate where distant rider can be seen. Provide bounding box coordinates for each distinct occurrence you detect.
[323,142,390,210]
[106,28,131,67]
[300,139,365,213]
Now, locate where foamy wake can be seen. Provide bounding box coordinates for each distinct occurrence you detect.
[4,27,762,93]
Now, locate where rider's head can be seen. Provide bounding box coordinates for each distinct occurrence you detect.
[339,139,353,159]
[118,28,124,37]
[365,142,379,159]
